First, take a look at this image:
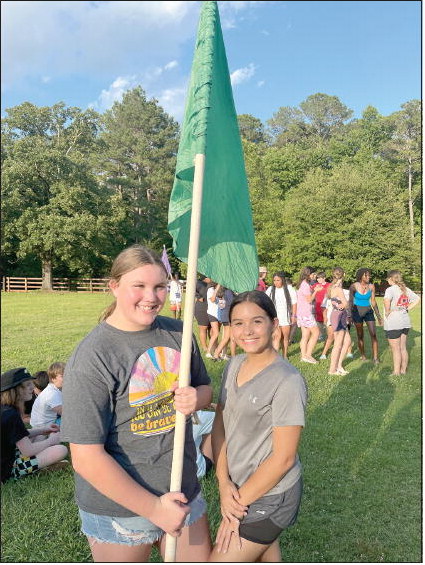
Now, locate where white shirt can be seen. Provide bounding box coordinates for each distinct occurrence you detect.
[266,285,297,326]
[30,383,62,427]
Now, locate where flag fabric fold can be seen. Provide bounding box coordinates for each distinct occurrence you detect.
[167,0,258,293]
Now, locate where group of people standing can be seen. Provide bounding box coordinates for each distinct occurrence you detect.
[256,265,419,377]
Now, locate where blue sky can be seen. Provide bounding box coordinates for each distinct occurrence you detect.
[1,1,421,124]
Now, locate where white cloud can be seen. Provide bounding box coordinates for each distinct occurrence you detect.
[157,86,187,121]
[230,63,257,86]
[90,75,138,112]
[164,60,178,71]
[257,80,265,88]
[41,76,51,84]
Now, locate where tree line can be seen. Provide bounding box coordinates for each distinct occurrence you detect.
[1,88,421,289]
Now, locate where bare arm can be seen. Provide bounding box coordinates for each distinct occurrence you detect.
[347,284,355,318]
[16,432,62,457]
[238,425,302,506]
[70,443,189,536]
[370,284,382,323]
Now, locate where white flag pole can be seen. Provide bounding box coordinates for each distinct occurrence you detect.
[164,153,206,562]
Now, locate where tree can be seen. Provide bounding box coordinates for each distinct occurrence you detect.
[1,102,119,289]
[279,162,417,282]
[382,100,422,242]
[237,114,267,144]
[97,87,179,248]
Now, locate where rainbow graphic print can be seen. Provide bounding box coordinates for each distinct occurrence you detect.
[129,346,181,437]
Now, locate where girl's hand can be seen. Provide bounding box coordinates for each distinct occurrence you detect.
[215,516,242,553]
[219,479,248,521]
[172,383,197,415]
[149,492,190,537]
[45,423,60,434]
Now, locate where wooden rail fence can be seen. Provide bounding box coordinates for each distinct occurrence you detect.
[2,277,109,293]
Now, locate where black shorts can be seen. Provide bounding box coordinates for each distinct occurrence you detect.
[239,478,303,545]
[351,305,375,324]
[208,314,219,324]
[385,327,409,339]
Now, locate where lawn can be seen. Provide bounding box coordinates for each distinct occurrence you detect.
[1,291,422,562]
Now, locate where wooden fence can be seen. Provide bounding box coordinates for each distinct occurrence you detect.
[2,277,109,293]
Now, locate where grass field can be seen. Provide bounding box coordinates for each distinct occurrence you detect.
[1,291,422,563]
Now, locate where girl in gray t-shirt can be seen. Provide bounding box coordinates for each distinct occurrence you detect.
[210,290,307,562]
[383,270,420,376]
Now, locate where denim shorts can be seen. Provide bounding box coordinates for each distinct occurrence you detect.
[79,491,206,545]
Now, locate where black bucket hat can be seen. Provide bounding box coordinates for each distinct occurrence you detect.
[1,367,34,392]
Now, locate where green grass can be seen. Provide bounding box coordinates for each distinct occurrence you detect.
[1,292,421,562]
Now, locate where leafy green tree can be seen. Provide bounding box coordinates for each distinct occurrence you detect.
[237,114,267,144]
[97,87,179,248]
[279,162,417,282]
[1,102,120,289]
[299,93,353,141]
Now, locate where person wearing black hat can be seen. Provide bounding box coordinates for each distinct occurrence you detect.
[1,367,68,483]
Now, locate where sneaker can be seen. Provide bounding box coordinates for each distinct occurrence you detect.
[221,354,231,361]
[346,353,354,359]
[319,354,327,360]
[205,352,213,359]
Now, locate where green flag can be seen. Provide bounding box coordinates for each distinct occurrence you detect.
[167,0,258,293]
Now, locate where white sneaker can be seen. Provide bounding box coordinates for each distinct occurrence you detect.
[319,354,327,360]
[205,352,213,359]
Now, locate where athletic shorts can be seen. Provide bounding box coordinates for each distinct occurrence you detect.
[385,327,409,340]
[208,314,219,324]
[351,305,375,324]
[239,478,302,545]
[297,315,317,328]
[79,491,206,546]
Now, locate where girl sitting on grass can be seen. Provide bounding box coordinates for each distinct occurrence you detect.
[1,367,68,483]
[210,290,307,562]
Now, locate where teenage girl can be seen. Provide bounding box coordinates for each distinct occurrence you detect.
[296,267,322,363]
[213,286,235,361]
[210,290,307,562]
[61,245,212,563]
[348,268,382,363]
[266,272,297,359]
[327,268,352,376]
[1,367,68,483]
[205,282,222,359]
[383,270,420,376]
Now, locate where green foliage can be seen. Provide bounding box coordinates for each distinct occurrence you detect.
[237,113,267,144]
[279,162,418,281]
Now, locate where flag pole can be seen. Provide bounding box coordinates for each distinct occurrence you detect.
[164,153,205,563]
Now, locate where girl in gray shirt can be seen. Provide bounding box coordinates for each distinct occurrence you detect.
[210,290,307,562]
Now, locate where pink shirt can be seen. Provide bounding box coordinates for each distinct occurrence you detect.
[296,280,313,319]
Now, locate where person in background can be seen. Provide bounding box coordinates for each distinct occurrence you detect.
[296,267,321,364]
[256,267,268,292]
[30,362,65,428]
[1,367,68,483]
[169,273,183,320]
[210,291,306,562]
[194,275,212,353]
[266,272,297,359]
[312,272,331,342]
[383,270,420,376]
[327,268,351,376]
[23,370,49,424]
[192,407,216,479]
[213,287,236,361]
[205,282,222,359]
[348,269,382,364]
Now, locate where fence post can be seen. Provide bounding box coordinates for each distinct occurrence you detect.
[24,277,28,292]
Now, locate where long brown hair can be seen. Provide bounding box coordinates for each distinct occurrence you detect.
[327,267,344,297]
[387,270,407,293]
[100,245,168,321]
[1,383,28,414]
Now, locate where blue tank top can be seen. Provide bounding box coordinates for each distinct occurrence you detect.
[354,288,372,307]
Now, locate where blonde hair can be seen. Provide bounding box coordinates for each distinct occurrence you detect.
[327,267,344,296]
[100,245,167,321]
[48,362,66,382]
[387,270,406,293]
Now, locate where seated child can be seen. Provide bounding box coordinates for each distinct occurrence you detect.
[1,367,68,483]
[30,362,64,428]
[192,406,216,478]
[23,370,49,424]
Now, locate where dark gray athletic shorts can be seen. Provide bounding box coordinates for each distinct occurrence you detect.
[239,478,303,545]
[385,327,409,340]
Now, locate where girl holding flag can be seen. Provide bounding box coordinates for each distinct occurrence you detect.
[61,244,212,563]
[210,290,307,562]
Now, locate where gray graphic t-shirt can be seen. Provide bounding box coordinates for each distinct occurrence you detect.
[219,354,307,497]
[61,317,210,517]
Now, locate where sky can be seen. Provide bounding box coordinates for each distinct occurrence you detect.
[1,1,421,124]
